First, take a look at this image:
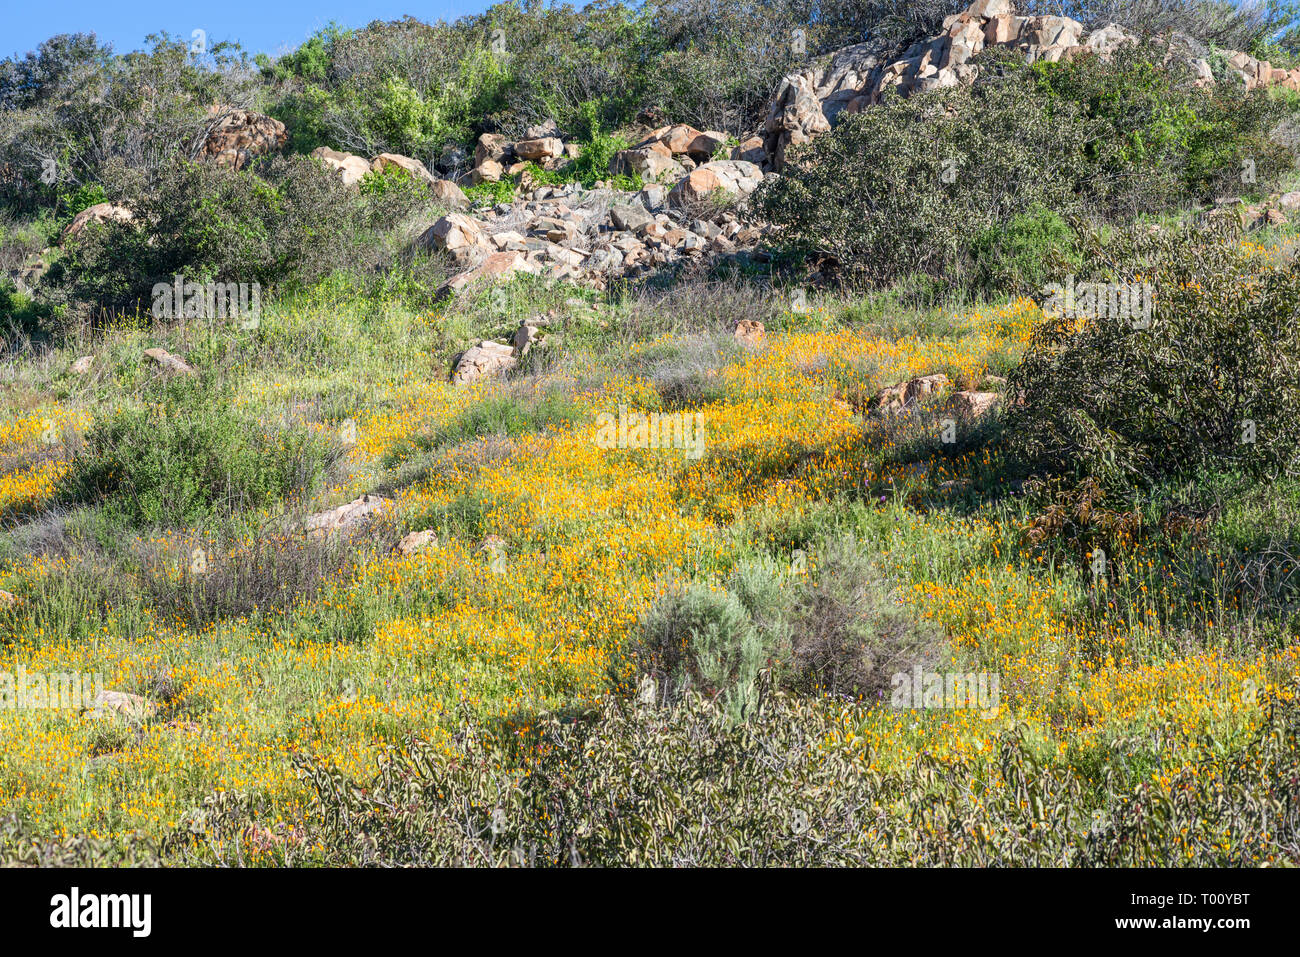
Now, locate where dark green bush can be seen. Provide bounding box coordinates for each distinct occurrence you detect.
[54,154,364,314]
[159,678,1300,866]
[1005,219,1300,493]
[757,70,1094,289]
[759,45,1296,290]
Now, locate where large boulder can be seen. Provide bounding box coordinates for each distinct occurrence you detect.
[420,212,490,262]
[475,132,510,166]
[514,137,564,161]
[311,146,371,187]
[370,153,439,187]
[430,179,469,209]
[61,203,133,243]
[610,203,655,232]
[435,250,539,300]
[611,147,686,183]
[305,494,391,535]
[667,161,764,207]
[202,108,287,170]
[762,42,882,171]
[450,340,517,385]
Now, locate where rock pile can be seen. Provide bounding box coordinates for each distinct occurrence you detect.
[424,184,766,298]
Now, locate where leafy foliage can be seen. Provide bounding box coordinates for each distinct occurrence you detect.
[1005,219,1300,492]
[58,383,341,530]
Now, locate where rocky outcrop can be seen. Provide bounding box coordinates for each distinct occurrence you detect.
[760,0,1300,170]
[202,108,287,170]
[463,124,580,186]
[424,181,765,296]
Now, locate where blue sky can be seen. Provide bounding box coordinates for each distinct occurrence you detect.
[4,0,496,60]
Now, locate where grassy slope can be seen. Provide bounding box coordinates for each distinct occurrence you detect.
[1,234,1298,862]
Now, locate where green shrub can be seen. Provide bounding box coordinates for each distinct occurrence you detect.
[757,69,1093,289]
[0,33,256,215]
[759,45,1295,290]
[640,538,942,714]
[464,178,516,207]
[1005,219,1300,493]
[640,579,767,721]
[58,383,341,530]
[54,154,364,314]
[971,203,1082,296]
[1027,44,1292,207]
[784,535,947,702]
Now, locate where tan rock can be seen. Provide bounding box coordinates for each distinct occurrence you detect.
[395,529,438,556]
[872,374,950,415]
[514,137,564,161]
[202,108,287,170]
[304,494,391,534]
[311,146,371,187]
[430,179,469,209]
[420,213,489,259]
[948,390,1001,418]
[733,319,765,348]
[475,132,509,166]
[85,690,157,722]
[435,251,539,299]
[659,124,705,155]
[61,203,133,243]
[450,340,517,385]
[687,131,729,157]
[472,158,504,184]
[143,348,195,376]
[667,161,763,207]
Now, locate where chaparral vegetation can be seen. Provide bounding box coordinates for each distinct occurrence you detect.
[3,0,1300,866]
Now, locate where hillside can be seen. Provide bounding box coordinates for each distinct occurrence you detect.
[1,0,1300,868]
